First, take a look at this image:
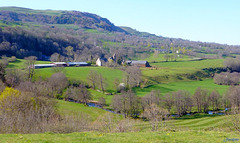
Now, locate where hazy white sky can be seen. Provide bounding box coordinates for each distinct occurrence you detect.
[0,0,240,45]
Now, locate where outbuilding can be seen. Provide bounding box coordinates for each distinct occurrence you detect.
[126,60,151,67]
[68,62,90,66]
[34,64,55,69]
[52,62,67,67]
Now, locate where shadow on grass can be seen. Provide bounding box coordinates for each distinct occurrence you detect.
[174,113,223,120]
[7,59,22,68]
[134,84,174,94]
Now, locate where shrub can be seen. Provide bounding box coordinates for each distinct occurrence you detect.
[213,72,240,85]
[8,56,16,62]
[0,87,59,133]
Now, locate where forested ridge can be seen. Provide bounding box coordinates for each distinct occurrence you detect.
[0,7,239,61]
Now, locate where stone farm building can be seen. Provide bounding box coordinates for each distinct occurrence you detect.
[126,60,151,67]
[96,58,108,66]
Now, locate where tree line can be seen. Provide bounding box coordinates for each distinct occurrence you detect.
[111,87,238,118]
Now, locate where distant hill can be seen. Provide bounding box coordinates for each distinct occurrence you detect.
[0,7,127,33]
[0,7,239,61]
[120,26,157,38]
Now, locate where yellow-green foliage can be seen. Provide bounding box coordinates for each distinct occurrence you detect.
[0,87,20,108]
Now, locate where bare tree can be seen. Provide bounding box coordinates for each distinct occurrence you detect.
[0,80,5,93]
[227,86,240,109]
[97,73,107,93]
[209,90,221,111]
[111,90,141,118]
[99,97,106,106]
[0,63,5,82]
[116,118,135,132]
[141,90,160,111]
[142,104,169,131]
[5,69,25,87]
[65,85,91,104]
[173,90,193,116]
[222,93,230,110]
[24,56,37,80]
[50,53,65,62]
[48,72,68,98]
[163,93,174,112]
[124,66,141,89]
[114,78,120,92]
[65,46,74,62]
[193,87,209,113]
[1,55,8,67]
[214,72,240,85]
[224,58,240,72]
[8,56,16,62]
[92,113,116,133]
[87,70,98,89]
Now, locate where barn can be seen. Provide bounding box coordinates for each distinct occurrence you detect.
[126,60,151,67]
[34,64,55,69]
[68,62,90,66]
[52,62,67,67]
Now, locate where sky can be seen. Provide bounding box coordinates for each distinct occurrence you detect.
[0,0,240,45]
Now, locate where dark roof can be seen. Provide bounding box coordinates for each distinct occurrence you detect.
[126,60,148,64]
[99,57,108,62]
[68,62,88,65]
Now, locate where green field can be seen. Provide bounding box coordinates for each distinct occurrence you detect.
[88,89,113,106]
[6,59,51,69]
[57,100,110,121]
[3,58,228,99]
[35,67,124,92]
[134,78,229,97]
[136,59,226,97]
[144,53,192,63]
[142,59,224,81]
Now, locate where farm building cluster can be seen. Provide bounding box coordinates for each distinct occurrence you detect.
[95,53,151,67]
[32,54,151,69]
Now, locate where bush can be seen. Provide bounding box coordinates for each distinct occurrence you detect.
[8,56,16,62]
[0,87,59,133]
[64,85,92,104]
[213,72,240,85]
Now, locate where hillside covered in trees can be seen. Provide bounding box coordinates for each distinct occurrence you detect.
[0,6,240,61]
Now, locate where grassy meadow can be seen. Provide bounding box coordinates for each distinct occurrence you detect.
[134,78,229,97]
[142,59,224,81]
[3,58,228,99]
[57,100,110,121]
[35,66,124,92]
[144,53,192,63]
[6,59,51,69]
[0,130,238,143]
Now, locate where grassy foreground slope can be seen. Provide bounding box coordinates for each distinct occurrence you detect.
[0,131,238,143]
